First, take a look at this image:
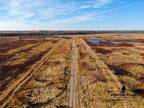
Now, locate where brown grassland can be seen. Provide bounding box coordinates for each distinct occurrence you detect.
[0,34,144,108]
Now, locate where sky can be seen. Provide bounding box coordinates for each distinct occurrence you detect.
[0,0,144,30]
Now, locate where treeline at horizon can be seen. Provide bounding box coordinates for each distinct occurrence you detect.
[0,30,144,37]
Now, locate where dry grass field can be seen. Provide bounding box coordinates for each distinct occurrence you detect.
[86,34,144,108]
[0,34,144,108]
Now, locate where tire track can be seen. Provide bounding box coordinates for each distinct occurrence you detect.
[0,40,63,108]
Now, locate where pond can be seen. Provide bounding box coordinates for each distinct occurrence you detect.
[86,38,108,44]
[86,38,144,44]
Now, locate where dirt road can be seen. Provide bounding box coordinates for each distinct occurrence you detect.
[69,39,80,108]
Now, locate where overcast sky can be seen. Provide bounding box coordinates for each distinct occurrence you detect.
[0,0,144,30]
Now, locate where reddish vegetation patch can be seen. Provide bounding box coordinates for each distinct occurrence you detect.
[119,63,144,69]
[0,55,14,64]
[122,52,130,55]
[94,36,114,38]
[118,42,134,47]
[88,41,134,47]
[95,47,112,54]
[0,39,53,64]
[0,44,40,64]
[0,40,25,52]
[0,50,50,91]
[0,39,49,52]
[87,43,96,50]
[107,65,128,76]
[138,76,144,83]
[95,41,115,46]
[80,62,92,71]
[79,51,87,59]
[81,62,97,71]
[132,89,144,97]
[51,39,59,43]
[119,63,135,69]
[141,53,144,57]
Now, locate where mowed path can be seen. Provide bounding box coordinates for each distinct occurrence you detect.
[0,40,63,108]
[69,39,80,108]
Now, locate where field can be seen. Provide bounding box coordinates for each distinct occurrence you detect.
[0,34,144,108]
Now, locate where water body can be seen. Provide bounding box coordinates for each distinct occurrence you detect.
[87,38,107,44]
[87,38,144,44]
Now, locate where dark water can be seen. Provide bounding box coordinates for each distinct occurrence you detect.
[87,38,144,44]
[87,38,108,44]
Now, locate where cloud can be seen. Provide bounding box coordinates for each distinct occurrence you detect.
[97,0,112,4]
[5,0,44,20]
[4,0,113,20]
[0,0,136,30]
[78,0,113,9]
[0,20,39,30]
[49,13,98,24]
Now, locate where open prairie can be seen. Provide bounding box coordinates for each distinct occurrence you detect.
[0,34,144,108]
